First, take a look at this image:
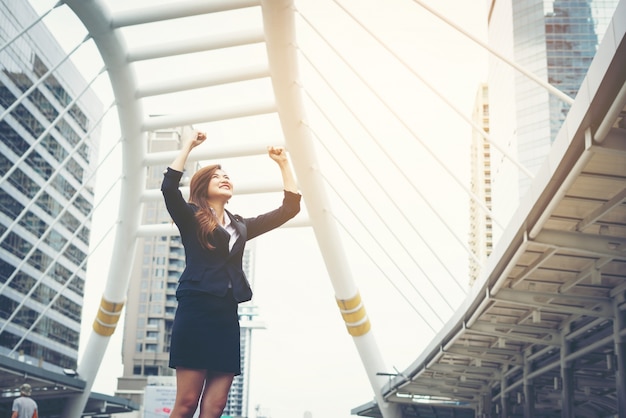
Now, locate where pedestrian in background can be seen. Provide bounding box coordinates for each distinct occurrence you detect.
[11,383,38,418]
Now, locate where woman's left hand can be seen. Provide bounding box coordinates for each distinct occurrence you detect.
[267,146,298,193]
[267,146,288,165]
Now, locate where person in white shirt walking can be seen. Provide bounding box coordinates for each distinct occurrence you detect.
[11,384,38,418]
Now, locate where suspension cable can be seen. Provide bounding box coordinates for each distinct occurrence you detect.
[331,0,535,180]
[297,10,505,231]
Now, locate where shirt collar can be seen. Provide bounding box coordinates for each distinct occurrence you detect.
[222,211,232,228]
[209,207,231,227]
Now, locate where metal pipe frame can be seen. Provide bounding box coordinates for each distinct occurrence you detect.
[615,304,626,416]
[259,2,401,417]
[52,0,402,417]
[61,0,146,415]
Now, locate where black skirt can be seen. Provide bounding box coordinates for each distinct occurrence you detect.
[169,289,241,375]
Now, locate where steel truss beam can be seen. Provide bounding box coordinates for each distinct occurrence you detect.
[533,229,626,259]
[493,288,614,318]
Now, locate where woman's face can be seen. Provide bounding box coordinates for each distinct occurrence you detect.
[207,169,233,201]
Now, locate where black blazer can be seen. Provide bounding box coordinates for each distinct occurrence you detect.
[161,167,301,302]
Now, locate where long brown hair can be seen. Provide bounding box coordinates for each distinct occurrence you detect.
[188,164,222,250]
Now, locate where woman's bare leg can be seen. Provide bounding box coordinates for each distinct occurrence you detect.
[170,368,206,418]
[198,372,234,418]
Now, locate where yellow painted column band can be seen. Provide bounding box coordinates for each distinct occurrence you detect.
[92,297,125,337]
[346,321,371,337]
[336,292,362,311]
[336,292,371,337]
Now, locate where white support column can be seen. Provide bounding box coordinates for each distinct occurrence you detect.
[500,371,509,417]
[615,303,626,416]
[62,0,146,416]
[560,324,574,418]
[523,351,535,418]
[260,2,401,417]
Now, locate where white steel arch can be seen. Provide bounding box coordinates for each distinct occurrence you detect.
[59,0,400,417]
[260,2,401,417]
[61,0,147,415]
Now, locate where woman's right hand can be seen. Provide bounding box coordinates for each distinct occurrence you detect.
[182,126,207,150]
[169,127,207,172]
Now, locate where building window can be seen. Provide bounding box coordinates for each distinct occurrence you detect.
[144,366,158,376]
[0,188,25,218]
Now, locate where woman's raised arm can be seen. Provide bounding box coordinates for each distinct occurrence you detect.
[169,127,206,172]
[267,146,298,194]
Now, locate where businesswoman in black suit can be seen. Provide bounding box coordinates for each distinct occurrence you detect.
[161,128,301,418]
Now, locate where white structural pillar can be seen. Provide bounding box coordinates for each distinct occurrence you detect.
[62,0,146,416]
[615,303,626,416]
[260,2,402,417]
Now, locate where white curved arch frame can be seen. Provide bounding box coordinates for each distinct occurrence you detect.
[62,0,145,416]
[261,2,401,417]
[61,1,400,417]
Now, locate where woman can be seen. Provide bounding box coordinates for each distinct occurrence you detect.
[161,128,301,418]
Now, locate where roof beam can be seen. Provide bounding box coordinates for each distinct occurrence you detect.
[495,288,610,306]
[136,63,269,98]
[469,322,560,346]
[389,392,477,404]
[400,380,483,396]
[559,257,614,293]
[142,100,276,131]
[110,0,260,28]
[126,29,265,62]
[473,321,560,339]
[590,127,626,155]
[140,179,284,203]
[143,140,271,165]
[576,187,626,232]
[494,288,613,318]
[428,363,500,379]
[533,229,626,258]
[444,346,522,365]
[509,247,558,288]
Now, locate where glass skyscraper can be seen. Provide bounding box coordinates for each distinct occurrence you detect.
[544,0,618,139]
[0,0,102,373]
[486,0,618,237]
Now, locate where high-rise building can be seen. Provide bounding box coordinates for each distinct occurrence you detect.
[117,128,262,417]
[118,129,183,392]
[468,83,492,286]
[0,0,102,373]
[486,0,619,237]
[224,248,265,417]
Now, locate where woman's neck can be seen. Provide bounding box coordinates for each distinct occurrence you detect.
[209,201,226,225]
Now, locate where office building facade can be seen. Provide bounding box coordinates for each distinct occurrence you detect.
[468,83,492,286]
[0,0,102,373]
[486,0,619,237]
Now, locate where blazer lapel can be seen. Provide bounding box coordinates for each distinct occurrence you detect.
[213,225,230,252]
[227,211,247,255]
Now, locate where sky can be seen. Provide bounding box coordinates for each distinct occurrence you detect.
[27,1,488,417]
